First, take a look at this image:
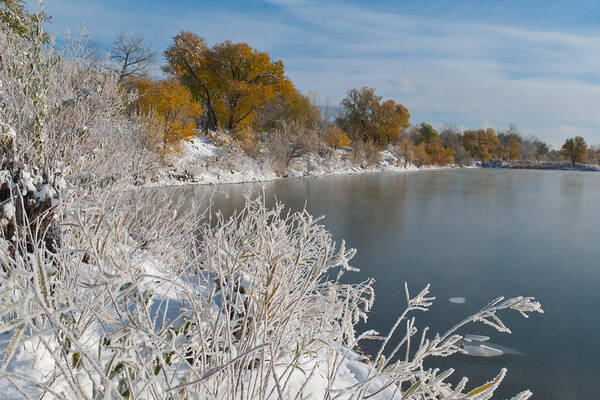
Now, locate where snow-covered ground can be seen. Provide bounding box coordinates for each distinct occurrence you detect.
[0,226,413,400]
[144,137,451,187]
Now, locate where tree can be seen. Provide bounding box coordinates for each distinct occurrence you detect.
[337,87,381,144]
[255,88,321,131]
[110,32,157,81]
[454,145,470,165]
[534,140,549,161]
[413,143,431,167]
[497,124,521,160]
[439,125,460,149]
[548,149,562,162]
[164,32,294,133]
[337,87,410,157]
[412,123,438,145]
[588,145,600,165]
[460,128,502,164]
[426,138,454,165]
[519,135,539,161]
[561,136,588,166]
[439,126,467,164]
[133,77,202,154]
[508,137,520,160]
[397,136,414,167]
[372,99,410,145]
[324,126,350,149]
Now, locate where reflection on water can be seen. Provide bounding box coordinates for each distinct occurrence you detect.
[170,169,600,400]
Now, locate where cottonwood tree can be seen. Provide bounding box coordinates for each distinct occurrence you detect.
[426,137,454,165]
[324,125,350,149]
[460,128,503,164]
[337,87,410,162]
[440,125,470,164]
[561,136,588,166]
[373,99,410,145]
[110,32,157,81]
[164,31,294,133]
[337,87,381,146]
[133,77,202,154]
[254,88,321,131]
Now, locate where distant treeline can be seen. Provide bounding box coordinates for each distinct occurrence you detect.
[106,27,600,167]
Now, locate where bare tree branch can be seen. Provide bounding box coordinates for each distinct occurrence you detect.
[110,32,157,80]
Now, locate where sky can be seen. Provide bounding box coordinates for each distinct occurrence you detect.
[25,0,600,146]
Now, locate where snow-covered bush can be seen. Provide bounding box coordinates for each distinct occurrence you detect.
[0,7,154,180]
[0,194,543,399]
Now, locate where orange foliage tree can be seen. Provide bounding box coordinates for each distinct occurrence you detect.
[324,126,350,149]
[164,32,295,133]
[134,77,202,153]
[373,99,410,145]
[337,87,410,148]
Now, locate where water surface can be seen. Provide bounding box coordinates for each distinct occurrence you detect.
[175,169,600,399]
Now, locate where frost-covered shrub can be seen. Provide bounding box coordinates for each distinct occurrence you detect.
[0,195,543,399]
[0,7,154,180]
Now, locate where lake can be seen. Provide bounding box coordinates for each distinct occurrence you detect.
[173,168,600,399]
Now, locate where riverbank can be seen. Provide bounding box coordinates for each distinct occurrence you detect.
[484,160,600,172]
[143,137,453,187]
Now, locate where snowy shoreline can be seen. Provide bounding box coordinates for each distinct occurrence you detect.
[142,137,455,188]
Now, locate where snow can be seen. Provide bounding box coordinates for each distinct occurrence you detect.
[0,335,56,399]
[145,136,453,188]
[147,137,278,187]
[0,251,396,399]
[182,136,221,161]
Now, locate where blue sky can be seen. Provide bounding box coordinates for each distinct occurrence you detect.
[26,0,600,146]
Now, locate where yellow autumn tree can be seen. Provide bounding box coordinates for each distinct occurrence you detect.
[134,77,202,154]
[508,137,520,160]
[373,99,410,146]
[255,88,322,131]
[164,32,295,133]
[426,137,454,165]
[337,87,410,147]
[413,143,431,167]
[325,126,350,149]
[460,128,502,163]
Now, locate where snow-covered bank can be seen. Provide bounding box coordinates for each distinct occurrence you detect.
[144,137,453,187]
